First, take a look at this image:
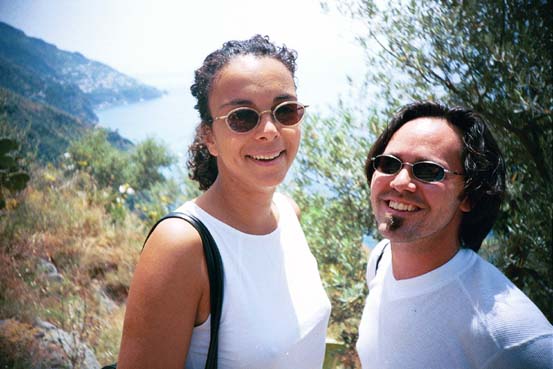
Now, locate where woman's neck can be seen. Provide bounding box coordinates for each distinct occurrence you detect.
[195,177,278,235]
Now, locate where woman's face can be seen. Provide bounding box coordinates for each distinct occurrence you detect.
[205,55,301,191]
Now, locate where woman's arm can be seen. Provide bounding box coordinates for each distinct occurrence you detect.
[116,218,210,369]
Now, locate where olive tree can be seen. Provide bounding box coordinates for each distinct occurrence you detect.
[332,0,552,318]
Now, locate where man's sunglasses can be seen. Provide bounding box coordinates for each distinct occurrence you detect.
[371,154,463,183]
[213,101,307,134]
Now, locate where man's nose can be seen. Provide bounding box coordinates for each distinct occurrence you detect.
[389,167,417,192]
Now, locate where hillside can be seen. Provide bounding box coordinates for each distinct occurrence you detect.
[0,56,97,123]
[0,87,132,162]
[0,21,163,122]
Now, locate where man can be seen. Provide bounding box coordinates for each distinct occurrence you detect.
[356,101,552,368]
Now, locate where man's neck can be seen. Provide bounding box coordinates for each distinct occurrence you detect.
[390,239,461,280]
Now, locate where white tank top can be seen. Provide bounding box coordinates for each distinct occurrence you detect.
[182,193,331,369]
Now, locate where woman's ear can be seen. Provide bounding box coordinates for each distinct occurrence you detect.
[202,124,218,157]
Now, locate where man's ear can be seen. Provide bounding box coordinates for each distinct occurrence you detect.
[460,195,472,213]
[202,124,218,157]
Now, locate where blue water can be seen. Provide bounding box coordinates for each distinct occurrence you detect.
[96,85,199,157]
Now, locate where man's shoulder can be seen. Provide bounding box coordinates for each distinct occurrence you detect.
[461,251,514,289]
[369,239,390,263]
[460,253,553,347]
[460,253,544,315]
[366,239,390,283]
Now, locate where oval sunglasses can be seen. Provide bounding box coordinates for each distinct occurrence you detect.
[213,101,308,134]
[371,154,463,183]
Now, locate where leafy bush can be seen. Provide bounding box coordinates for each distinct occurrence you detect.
[67,128,175,193]
[0,137,30,210]
[128,137,175,191]
[67,129,133,190]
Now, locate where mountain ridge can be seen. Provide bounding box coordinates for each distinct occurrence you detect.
[0,21,163,122]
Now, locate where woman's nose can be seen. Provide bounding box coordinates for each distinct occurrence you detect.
[255,111,279,140]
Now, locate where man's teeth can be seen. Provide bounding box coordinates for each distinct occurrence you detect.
[389,200,417,212]
[251,152,281,160]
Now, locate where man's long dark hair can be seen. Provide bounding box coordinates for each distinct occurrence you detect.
[365,101,506,251]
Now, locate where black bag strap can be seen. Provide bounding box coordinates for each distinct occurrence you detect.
[374,242,388,275]
[144,211,224,369]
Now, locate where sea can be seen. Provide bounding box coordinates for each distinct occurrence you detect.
[96,85,199,158]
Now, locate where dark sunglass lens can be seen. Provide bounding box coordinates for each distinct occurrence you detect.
[227,109,259,132]
[375,156,401,174]
[275,103,304,125]
[414,163,444,182]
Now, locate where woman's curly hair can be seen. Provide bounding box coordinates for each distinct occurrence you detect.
[187,35,298,190]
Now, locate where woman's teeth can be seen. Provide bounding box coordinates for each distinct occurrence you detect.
[251,152,282,161]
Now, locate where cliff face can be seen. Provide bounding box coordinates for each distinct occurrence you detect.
[0,21,163,122]
[0,87,133,162]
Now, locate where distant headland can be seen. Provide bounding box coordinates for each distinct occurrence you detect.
[0,21,163,124]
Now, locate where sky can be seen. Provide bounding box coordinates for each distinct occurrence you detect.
[0,0,368,108]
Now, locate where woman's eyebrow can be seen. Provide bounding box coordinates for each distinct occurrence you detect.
[274,94,297,102]
[219,94,297,110]
[219,98,253,109]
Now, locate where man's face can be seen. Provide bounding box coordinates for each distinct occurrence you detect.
[370,117,471,247]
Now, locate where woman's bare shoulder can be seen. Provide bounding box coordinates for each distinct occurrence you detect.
[135,217,209,293]
[131,217,207,303]
[143,217,203,257]
[117,218,208,368]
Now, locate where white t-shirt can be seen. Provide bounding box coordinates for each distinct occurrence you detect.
[357,240,553,369]
[182,193,331,369]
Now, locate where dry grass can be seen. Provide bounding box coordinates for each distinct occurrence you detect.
[0,166,146,365]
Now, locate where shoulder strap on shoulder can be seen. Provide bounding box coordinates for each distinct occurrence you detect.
[144,211,223,369]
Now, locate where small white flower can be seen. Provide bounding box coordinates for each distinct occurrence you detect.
[126,187,135,195]
[63,152,71,159]
[119,184,126,194]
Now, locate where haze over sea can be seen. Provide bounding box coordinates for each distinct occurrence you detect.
[97,83,197,157]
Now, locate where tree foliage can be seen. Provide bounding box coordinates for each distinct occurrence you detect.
[335,0,552,318]
[67,129,175,193]
[288,105,379,361]
[130,138,175,191]
[68,129,132,190]
[0,137,30,210]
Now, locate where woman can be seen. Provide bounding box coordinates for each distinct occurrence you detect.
[116,35,331,369]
